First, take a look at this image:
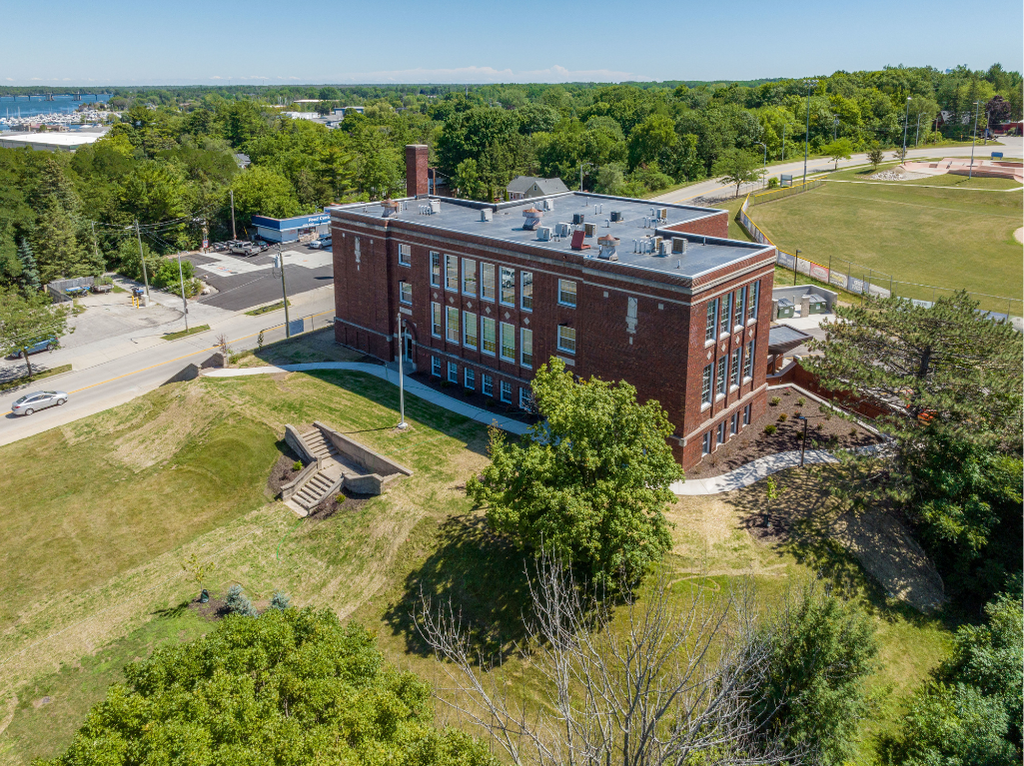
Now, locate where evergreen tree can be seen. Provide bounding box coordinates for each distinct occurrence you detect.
[16,237,40,291]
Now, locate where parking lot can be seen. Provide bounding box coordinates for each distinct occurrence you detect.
[185,242,334,312]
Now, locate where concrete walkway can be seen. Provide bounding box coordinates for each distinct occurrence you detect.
[671,449,837,495]
[204,363,882,497]
[202,362,532,436]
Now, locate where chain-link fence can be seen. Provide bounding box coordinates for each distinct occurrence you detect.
[255,311,334,349]
[739,183,1022,321]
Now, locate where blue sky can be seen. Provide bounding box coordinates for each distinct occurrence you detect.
[4,0,1022,85]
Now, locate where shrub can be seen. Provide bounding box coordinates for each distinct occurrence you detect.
[224,585,258,617]
[796,397,805,406]
[770,397,781,406]
[292,460,303,472]
[764,424,777,435]
[816,423,824,431]
[269,591,291,611]
[767,176,780,189]
[439,380,451,388]
[778,413,788,422]
[849,428,858,437]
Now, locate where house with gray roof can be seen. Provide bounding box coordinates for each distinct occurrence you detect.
[506,176,570,200]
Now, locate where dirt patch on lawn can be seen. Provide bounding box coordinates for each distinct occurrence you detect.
[307,487,374,521]
[266,453,306,498]
[687,386,881,479]
[187,594,227,622]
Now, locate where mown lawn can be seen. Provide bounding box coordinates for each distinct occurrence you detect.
[748,178,1023,310]
[0,369,953,765]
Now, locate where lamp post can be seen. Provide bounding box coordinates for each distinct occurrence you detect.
[578,161,593,192]
[176,253,188,331]
[794,248,801,285]
[969,101,981,179]
[756,142,767,188]
[276,245,290,337]
[781,122,786,161]
[797,415,809,466]
[395,313,407,430]
[802,80,817,185]
[902,96,911,164]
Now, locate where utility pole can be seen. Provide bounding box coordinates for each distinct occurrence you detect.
[90,221,100,265]
[229,189,237,240]
[757,142,767,188]
[781,122,786,161]
[396,313,407,429]
[134,220,150,300]
[277,246,290,336]
[969,101,981,179]
[802,80,816,185]
[915,113,922,147]
[177,254,188,331]
[902,96,911,164]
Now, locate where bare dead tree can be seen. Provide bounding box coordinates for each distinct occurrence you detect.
[418,555,800,766]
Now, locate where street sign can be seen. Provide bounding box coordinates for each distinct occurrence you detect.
[202,238,209,249]
[780,174,793,187]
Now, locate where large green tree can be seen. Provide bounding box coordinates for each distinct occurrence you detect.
[40,607,495,766]
[713,148,764,197]
[467,357,682,587]
[229,165,302,223]
[743,586,877,766]
[0,287,69,376]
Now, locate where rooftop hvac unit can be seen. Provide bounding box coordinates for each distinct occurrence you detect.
[555,222,572,237]
[537,226,552,241]
[659,207,668,220]
[658,239,671,255]
[573,213,585,225]
[480,208,493,222]
[542,198,554,211]
[429,199,441,214]
[652,236,663,253]
[584,222,597,237]
[610,211,623,222]
[672,237,687,254]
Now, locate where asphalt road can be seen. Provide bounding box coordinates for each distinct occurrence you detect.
[0,287,336,448]
[655,136,1024,204]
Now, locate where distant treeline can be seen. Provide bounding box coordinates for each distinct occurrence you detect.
[0,63,1020,288]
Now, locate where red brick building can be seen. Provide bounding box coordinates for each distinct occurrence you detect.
[331,148,776,469]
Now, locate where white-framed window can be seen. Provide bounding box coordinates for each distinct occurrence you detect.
[500,266,515,305]
[716,356,727,397]
[702,431,713,455]
[743,339,755,380]
[734,286,746,328]
[730,348,742,388]
[430,252,441,287]
[447,361,458,383]
[481,316,497,355]
[399,243,411,267]
[445,306,459,343]
[557,325,576,354]
[521,271,533,311]
[462,258,477,295]
[705,298,718,342]
[499,380,513,403]
[463,311,478,349]
[520,327,533,368]
[717,421,727,444]
[627,296,638,331]
[431,356,441,377]
[399,281,412,305]
[464,367,475,390]
[719,292,731,336]
[431,302,442,337]
[701,364,713,407]
[731,412,739,434]
[519,387,533,410]
[445,254,458,290]
[747,281,759,321]
[558,279,577,307]
[743,403,751,426]
[481,373,494,397]
[500,322,515,361]
[480,263,496,301]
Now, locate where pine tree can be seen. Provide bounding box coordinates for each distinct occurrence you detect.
[16,238,40,292]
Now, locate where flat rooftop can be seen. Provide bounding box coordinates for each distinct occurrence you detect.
[0,130,107,148]
[331,193,771,281]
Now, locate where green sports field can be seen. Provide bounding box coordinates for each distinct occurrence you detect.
[748,178,1023,311]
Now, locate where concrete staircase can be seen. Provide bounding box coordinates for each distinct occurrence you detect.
[282,429,345,514]
[291,470,336,510]
[301,429,339,463]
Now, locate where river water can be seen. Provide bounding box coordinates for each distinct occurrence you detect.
[0,93,110,121]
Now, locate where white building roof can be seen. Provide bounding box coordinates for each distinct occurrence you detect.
[0,131,108,150]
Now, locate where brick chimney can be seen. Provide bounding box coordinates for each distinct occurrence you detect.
[405,144,429,198]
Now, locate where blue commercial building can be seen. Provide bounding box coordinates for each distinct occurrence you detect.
[251,211,332,243]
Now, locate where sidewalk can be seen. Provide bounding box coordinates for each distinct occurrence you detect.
[671,449,837,495]
[202,362,532,436]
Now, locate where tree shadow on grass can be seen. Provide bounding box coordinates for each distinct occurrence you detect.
[728,461,945,628]
[383,514,533,661]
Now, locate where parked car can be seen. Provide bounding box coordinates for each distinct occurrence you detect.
[309,237,332,250]
[11,390,68,416]
[6,337,56,359]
